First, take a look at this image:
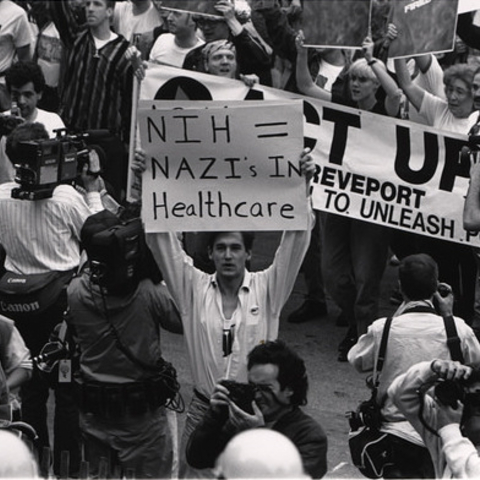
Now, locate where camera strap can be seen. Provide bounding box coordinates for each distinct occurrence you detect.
[373,316,393,389]
[96,285,164,373]
[399,305,464,363]
[91,283,182,410]
[443,315,464,363]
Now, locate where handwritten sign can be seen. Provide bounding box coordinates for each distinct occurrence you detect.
[388,0,459,58]
[138,102,306,232]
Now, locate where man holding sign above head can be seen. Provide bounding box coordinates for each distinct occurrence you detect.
[134,133,315,477]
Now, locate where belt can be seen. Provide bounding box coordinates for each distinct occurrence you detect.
[76,378,169,417]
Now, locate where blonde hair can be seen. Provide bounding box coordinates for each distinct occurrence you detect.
[348,58,380,84]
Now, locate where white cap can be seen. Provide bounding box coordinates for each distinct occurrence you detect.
[0,430,39,478]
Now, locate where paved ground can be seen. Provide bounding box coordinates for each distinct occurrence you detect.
[161,231,400,479]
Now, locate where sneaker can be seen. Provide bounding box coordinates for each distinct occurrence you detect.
[287,300,327,324]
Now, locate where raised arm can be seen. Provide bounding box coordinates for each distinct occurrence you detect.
[394,57,426,113]
[363,37,401,117]
[49,0,81,49]
[263,149,315,337]
[215,0,272,76]
[254,2,298,63]
[295,31,331,101]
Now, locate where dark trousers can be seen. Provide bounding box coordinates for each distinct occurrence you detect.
[10,293,81,476]
[300,211,326,304]
[383,434,434,479]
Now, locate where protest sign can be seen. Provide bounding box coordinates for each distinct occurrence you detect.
[388,0,459,58]
[458,0,480,13]
[301,0,371,48]
[137,101,306,232]
[159,0,221,17]
[140,64,474,246]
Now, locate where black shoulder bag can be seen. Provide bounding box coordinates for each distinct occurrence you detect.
[347,317,394,479]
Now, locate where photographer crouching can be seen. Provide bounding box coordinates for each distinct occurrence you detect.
[66,210,183,479]
[186,340,327,479]
[0,121,104,476]
[390,359,480,478]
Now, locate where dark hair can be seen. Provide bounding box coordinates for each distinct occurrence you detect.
[399,253,438,301]
[5,61,46,94]
[5,122,49,164]
[247,340,308,407]
[207,231,255,252]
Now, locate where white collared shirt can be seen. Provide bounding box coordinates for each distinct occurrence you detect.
[146,209,313,397]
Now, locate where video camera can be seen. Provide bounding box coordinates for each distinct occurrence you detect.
[87,218,146,295]
[11,129,107,201]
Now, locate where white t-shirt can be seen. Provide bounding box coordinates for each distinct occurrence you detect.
[0,109,65,184]
[149,33,204,68]
[316,60,344,92]
[0,0,32,74]
[420,91,477,134]
[409,56,446,125]
[113,1,164,58]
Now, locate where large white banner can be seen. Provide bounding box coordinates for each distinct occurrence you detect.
[140,64,477,247]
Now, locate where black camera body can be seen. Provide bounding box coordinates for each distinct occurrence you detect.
[434,379,466,409]
[220,380,256,414]
[347,396,383,431]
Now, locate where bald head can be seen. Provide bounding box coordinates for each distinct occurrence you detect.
[215,429,308,479]
[0,430,39,478]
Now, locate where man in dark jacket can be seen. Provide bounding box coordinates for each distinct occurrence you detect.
[67,210,182,479]
[186,340,327,478]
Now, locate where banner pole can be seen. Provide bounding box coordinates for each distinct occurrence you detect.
[126,70,141,203]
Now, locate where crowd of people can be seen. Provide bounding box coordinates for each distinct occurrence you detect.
[2,0,480,478]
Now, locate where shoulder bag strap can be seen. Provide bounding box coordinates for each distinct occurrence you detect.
[443,315,464,364]
[373,316,393,387]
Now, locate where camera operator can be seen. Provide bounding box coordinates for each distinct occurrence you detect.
[66,209,182,478]
[390,359,480,478]
[0,121,103,476]
[0,61,65,185]
[186,340,327,479]
[348,253,480,478]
